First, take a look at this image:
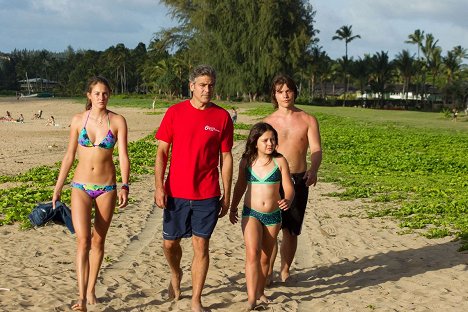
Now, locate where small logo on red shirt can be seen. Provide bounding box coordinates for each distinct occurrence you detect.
[204,125,220,133]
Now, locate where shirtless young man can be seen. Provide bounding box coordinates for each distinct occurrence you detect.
[264,74,322,283]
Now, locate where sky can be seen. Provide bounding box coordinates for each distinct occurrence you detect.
[0,0,467,61]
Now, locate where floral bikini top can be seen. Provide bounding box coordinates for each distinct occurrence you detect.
[245,158,281,184]
[78,110,116,149]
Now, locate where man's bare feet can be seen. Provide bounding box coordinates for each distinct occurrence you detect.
[168,269,183,300]
[71,299,87,311]
[280,270,290,282]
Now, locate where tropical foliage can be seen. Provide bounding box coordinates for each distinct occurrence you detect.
[0,2,466,108]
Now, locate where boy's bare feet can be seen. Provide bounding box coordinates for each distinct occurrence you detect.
[280,270,290,282]
[265,273,273,287]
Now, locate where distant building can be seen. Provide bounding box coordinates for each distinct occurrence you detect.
[18,77,58,93]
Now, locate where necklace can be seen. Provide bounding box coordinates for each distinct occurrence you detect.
[91,110,107,125]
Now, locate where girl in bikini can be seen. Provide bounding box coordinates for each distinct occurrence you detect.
[230,122,294,310]
[52,76,130,311]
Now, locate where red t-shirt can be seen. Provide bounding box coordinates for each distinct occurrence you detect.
[155,100,234,199]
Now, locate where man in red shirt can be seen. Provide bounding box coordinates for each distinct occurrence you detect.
[154,65,233,312]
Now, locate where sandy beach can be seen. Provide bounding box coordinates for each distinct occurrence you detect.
[0,97,466,311]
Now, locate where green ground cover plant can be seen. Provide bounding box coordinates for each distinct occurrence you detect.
[304,106,468,250]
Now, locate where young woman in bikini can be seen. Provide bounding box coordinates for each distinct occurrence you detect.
[52,76,130,311]
[230,122,294,310]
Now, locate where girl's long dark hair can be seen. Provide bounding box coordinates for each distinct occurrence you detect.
[85,76,112,110]
[243,122,281,166]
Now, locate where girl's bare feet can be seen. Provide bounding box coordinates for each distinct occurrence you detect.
[86,292,97,305]
[71,299,87,311]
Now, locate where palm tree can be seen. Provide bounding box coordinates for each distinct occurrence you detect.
[394,50,416,102]
[332,25,361,106]
[370,51,393,108]
[405,29,425,107]
[349,55,372,106]
[442,50,462,105]
[405,29,425,60]
[332,25,361,61]
[421,33,442,109]
[452,45,468,61]
[309,46,330,99]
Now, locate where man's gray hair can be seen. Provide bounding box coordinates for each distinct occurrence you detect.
[189,64,216,84]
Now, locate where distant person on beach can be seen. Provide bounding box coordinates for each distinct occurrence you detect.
[17,114,24,123]
[229,122,294,310]
[5,111,13,121]
[231,107,238,124]
[52,76,130,311]
[452,108,458,121]
[264,74,322,284]
[33,110,43,119]
[154,65,234,312]
[45,115,55,126]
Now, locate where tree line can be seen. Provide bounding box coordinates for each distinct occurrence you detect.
[0,0,466,109]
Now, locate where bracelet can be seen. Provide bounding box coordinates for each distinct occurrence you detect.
[121,183,129,191]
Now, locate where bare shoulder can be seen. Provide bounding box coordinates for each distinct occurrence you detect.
[109,111,127,126]
[275,155,289,168]
[70,112,85,128]
[299,110,319,126]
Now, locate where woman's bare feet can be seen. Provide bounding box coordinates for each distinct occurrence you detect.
[168,269,183,300]
[257,294,271,304]
[71,299,87,311]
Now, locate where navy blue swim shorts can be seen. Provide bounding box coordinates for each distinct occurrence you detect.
[163,196,220,240]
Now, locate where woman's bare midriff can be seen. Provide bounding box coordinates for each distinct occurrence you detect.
[73,149,116,184]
